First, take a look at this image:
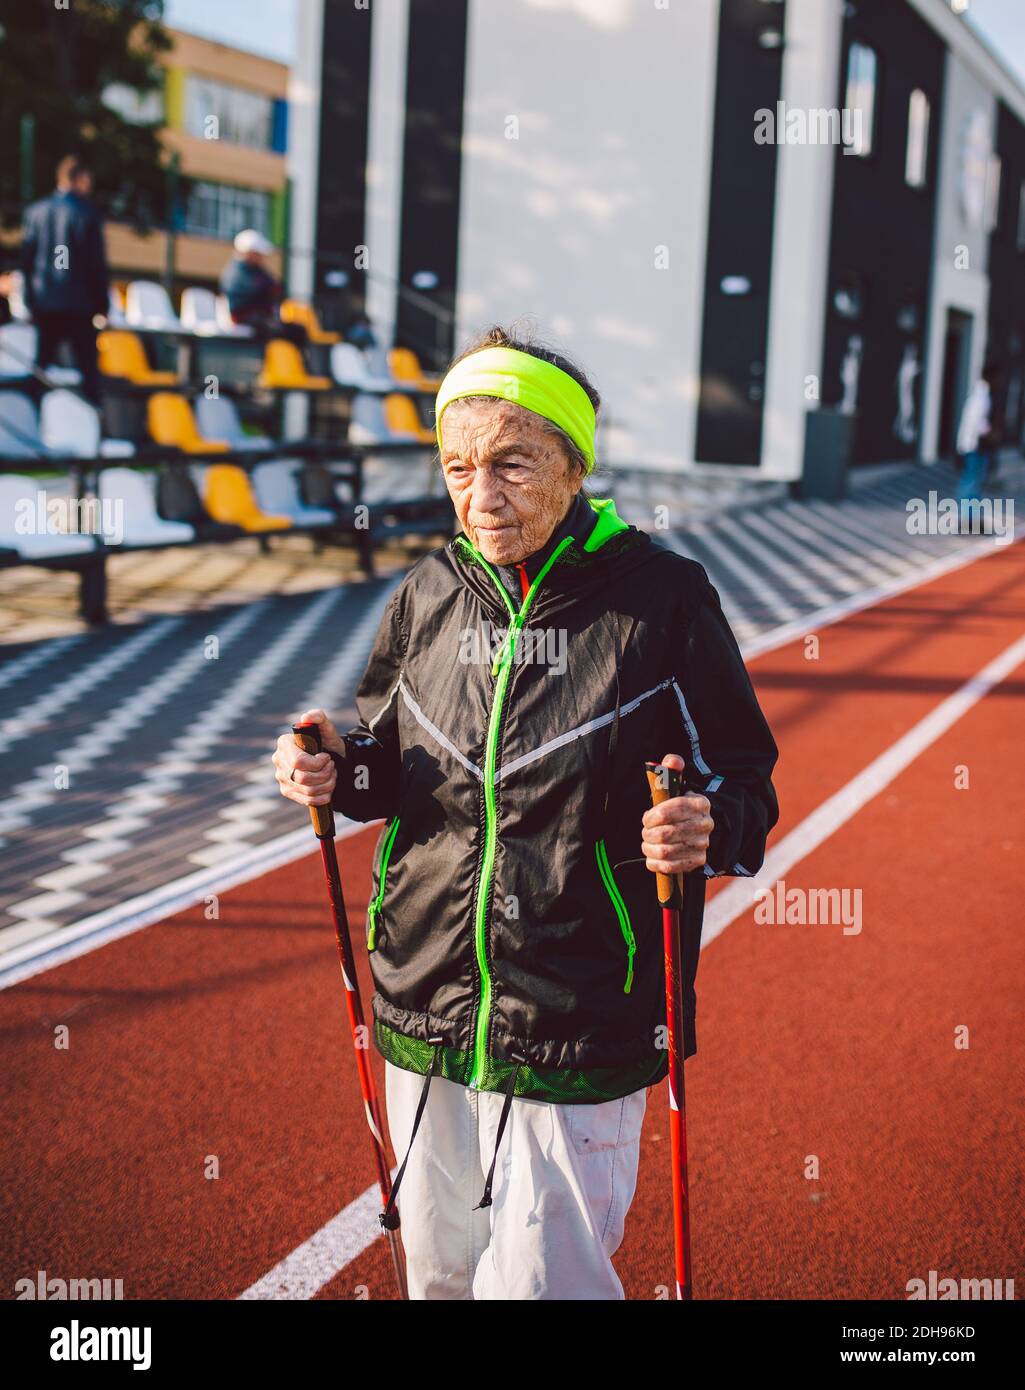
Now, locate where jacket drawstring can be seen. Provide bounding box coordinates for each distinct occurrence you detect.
[474,1055,526,1211]
[380,1035,444,1232]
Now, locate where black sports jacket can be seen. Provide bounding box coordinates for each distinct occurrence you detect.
[329,495,779,1104]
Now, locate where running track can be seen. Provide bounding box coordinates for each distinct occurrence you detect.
[2,538,1023,1300]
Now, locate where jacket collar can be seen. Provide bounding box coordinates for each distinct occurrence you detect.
[491,489,597,597]
[447,495,648,620]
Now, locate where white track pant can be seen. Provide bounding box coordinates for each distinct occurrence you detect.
[384,1061,646,1300]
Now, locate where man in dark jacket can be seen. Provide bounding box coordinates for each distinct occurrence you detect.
[20,155,108,405]
[274,327,779,1299]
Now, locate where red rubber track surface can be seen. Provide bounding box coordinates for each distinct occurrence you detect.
[2,543,1023,1300]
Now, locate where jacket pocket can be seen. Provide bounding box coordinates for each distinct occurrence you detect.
[367,815,401,951]
[594,838,636,994]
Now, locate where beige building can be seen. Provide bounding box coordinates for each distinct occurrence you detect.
[106,27,289,293]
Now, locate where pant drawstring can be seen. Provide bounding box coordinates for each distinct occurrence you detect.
[474,1056,525,1211]
[380,1035,443,1232]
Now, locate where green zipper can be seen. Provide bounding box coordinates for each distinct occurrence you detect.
[456,532,575,1089]
[367,814,401,951]
[594,838,636,993]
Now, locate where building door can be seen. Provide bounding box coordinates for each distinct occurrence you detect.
[937,308,973,458]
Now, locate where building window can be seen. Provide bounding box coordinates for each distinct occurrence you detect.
[905,89,930,188]
[845,43,878,158]
[184,76,274,150]
[184,181,273,243]
[101,82,165,127]
[985,154,1002,232]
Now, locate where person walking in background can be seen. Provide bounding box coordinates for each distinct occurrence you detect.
[219,229,305,346]
[956,359,1005,503]
[20,154,108,406]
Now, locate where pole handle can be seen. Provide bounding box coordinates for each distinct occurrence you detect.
[644,760,692,908]
[293,722,336,840]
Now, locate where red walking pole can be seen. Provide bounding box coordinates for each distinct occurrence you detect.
[293,723,408,1301]
[645,760,695,1301]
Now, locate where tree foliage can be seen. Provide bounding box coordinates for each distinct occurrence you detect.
[0,0,174,230]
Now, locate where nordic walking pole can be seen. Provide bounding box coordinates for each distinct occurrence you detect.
[644,760,695,1301]
[292,722,408,1301]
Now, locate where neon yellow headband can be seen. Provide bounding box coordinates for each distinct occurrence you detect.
[434,346,596,472]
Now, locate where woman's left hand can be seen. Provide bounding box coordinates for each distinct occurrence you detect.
[641,752,715,876]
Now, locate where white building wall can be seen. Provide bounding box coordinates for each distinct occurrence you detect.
[364,0,411,349]
[285,0,325,437]
[921,51,996,463]
[757,0,844,483]
[287,0,325,301]
[455,0,720,470]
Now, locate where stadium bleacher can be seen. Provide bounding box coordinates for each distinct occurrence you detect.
[0,282,454,623]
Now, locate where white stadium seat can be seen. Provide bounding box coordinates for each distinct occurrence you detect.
[364,345,402,385]
[0,391,45,456]
[193,394,273,451]
[0,474,97,559]
[329,343,395,392]
[125,280,182,332]
[251,461,337,527]
[0,324,82,388]
[98,468,195,548]
[349,393,420,445]
[40,390,135,459]
[214,295,254,338]
[180,287,221,337]
[0,324,37,380]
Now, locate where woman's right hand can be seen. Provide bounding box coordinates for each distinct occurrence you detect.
[273,707,345,808]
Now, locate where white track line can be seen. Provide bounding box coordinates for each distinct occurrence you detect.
[702,626,1025,945]
[237,1179,395,1300]
[741,528,1022,661]
[0,820,369,990]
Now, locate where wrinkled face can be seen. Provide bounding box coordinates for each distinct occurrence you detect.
[439,398,584,564]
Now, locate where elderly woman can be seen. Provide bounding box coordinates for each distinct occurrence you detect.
[274,325,778,1300]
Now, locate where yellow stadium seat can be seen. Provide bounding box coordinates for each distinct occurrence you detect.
[98,331,178,386]
[257,338,332,391]
[384,393,435,444]
[280,299,341,345]
[388,347,442,392]
[203,464,292,532]
[147,393,230,454]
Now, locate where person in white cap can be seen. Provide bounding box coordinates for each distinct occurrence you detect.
[219,228,304,343]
